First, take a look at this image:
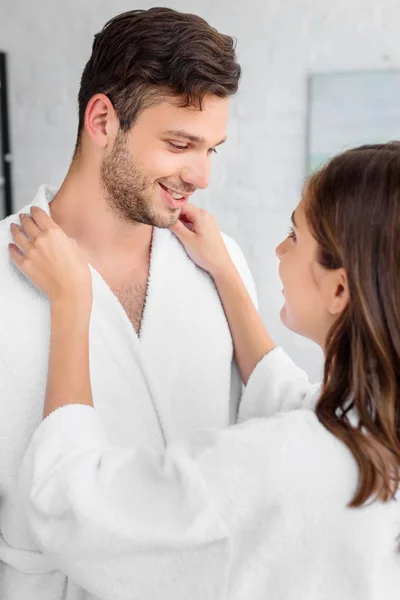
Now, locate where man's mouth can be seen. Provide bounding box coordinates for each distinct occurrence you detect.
[159,183,189,200]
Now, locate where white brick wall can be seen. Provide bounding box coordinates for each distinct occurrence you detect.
[1,0,399,378]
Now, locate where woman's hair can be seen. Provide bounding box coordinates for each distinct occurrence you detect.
[305,142,400,507]
[75,7,240,150]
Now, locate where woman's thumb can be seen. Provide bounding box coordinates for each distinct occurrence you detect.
[169,219,193,243]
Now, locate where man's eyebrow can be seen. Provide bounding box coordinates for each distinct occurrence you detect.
[291,211,298,228]
[162,129,227,147]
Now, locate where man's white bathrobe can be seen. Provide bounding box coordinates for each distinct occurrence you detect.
[19,348,400,600]
[0,185,257,600]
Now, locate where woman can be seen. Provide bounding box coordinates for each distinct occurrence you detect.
[9,143,400,600]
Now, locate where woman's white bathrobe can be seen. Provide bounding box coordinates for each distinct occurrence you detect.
[0,185,257,600]
[20,348,400,600]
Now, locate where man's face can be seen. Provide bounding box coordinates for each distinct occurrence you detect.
[101,94,228,228]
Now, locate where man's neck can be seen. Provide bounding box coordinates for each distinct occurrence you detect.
[49,163,153,270]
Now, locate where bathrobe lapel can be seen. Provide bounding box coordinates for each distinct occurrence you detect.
[138,226,235,440]
[89,222,235,448]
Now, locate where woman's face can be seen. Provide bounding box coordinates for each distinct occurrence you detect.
[275,197,348,349]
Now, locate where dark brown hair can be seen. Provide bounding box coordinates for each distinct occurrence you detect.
[75,7,240,150]
[305,142,400,507]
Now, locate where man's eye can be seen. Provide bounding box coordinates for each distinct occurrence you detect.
[168,142,188,151]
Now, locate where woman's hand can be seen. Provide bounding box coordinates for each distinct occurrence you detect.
[9,206,92,306]
[169,204,233,277]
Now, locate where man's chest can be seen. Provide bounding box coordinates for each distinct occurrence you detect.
[112,279,148,334]
[97,265,150,334]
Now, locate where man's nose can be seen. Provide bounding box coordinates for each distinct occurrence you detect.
[180,156,210,190]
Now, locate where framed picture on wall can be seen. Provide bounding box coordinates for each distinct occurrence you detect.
[306,70,400,175]
[0,51,13,219]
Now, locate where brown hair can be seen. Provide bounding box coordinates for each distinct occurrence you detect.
[305,142,400,507]
[75,7,240,150]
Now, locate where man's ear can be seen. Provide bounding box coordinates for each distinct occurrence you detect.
[328,267,349,317]
[83,93,118,149]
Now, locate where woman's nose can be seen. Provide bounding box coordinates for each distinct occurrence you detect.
[275,239,286,260]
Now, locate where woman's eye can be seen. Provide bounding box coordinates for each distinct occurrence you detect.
[288,226,297,242]
[168,142,188,151]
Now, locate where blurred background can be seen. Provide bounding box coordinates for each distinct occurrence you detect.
[1,0,400,379]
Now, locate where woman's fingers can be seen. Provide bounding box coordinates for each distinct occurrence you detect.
[10,223,31,255]
[8,242,25,266]
[19,213,42,241]
[170,203,202,241]
[178,203,202,224]
[10,209,44,254]
[169,219,194,243]
[9,207,58,255]
[29,206,56,230]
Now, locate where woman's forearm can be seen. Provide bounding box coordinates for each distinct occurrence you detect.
[44,297,93,418]
[212,263,275,385]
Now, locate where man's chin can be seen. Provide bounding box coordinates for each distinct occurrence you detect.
[152,207,181,229]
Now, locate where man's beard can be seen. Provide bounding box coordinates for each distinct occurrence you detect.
[100,132,180,228]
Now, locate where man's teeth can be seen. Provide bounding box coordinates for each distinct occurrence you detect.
[169,189,184,199]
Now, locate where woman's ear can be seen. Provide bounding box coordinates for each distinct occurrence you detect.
[83,93,118,149]
[328,268,349,317]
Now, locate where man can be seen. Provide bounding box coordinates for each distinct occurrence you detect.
[0,8,257,599]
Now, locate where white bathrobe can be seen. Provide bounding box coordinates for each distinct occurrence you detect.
[19,348,400,600]
[0,185,258,600]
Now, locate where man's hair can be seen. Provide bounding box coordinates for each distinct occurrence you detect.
[75,7,241,151]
